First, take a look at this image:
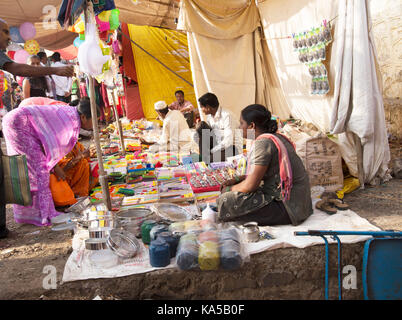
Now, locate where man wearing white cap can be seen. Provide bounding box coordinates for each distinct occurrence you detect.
[141,100,198,154]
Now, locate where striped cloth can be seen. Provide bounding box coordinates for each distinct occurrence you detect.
[24,104,80,170]
[2,98,81,226]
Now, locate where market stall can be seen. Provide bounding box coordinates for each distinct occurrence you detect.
[0,0,392,293]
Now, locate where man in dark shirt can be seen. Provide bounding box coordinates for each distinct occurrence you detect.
[0,18,74,238]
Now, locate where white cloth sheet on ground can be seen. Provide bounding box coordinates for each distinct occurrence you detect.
[62,198,380,282]
[245,198,380,255]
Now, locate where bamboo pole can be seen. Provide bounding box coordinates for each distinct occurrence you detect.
[88,77,112,210]
[83,2,112,211]
[109,86,126,155]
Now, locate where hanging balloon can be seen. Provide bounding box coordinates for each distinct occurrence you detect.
[9,27,24,43]
[24,39,40,55]
[14,49,30,64]
[19,22,36,41]
[7,51,16,60]
[73,37,84,47]
[109,9,120,30]
[7,43,22,51]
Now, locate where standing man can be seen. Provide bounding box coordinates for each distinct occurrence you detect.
[50,52,72,103]
[168,90,196,128]
[195,92,242,163]
[0,18,73,238]
[38,51,56,99]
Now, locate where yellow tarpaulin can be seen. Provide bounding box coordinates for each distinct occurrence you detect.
[127,25,197,120]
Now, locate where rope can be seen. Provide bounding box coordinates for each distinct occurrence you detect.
[263,15,339,41]
[119,27,194,88]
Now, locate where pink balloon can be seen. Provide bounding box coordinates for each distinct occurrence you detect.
[19,22,36,41]
[14,49,30,64]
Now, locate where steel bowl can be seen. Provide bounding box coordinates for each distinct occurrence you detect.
[115,208,153,237]
[88,227,112,239]
[85,239,108,251]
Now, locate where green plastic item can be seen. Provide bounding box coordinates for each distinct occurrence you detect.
[110,172,122,177]
[117,188,135,196]
[109,9,120,30]
[141,220,157,244]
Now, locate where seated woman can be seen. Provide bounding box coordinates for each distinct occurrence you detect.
[50,135,98,207]
[2,96,98,226]
[217,104,313,226]
[22,55,50,99]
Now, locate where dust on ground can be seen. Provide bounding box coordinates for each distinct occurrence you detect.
[0,138,400,300]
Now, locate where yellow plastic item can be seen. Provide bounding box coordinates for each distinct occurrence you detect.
[336,177,360,199]
[198,241,220,271]
[127,25,197,120]
[98,10,111,22]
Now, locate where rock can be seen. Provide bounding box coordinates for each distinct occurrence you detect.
[390,158,402,179]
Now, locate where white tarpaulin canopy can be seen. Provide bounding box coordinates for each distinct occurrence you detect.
[178,0,391,185]
[0,0,181,50]
[1,0,390,185]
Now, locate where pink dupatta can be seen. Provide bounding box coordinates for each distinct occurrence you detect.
[247,133,294,201]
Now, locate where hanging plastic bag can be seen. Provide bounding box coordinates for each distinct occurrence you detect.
[78,22,110,76]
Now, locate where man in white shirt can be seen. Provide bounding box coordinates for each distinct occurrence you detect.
[196,92,242,163]
[140,101,198,154]
[50,52,72,103]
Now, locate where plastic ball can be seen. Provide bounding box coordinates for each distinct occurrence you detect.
[73,37,84,47]
[14,49,30,64]
[9,27,24,43]
[7,43,22,51]
[7,51,16,60]
[19,22,36,41]
[24,39,40,55]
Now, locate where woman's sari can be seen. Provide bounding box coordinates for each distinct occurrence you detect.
[2,97,80,226]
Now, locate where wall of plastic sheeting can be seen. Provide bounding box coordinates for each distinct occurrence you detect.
[127,25,197,120]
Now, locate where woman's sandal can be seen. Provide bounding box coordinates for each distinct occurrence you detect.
[315,199,338,215]
[327,198,349,210]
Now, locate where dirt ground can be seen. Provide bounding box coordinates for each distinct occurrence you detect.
[0,138,400,300]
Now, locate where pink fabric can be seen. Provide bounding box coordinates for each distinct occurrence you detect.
[2,101,80,226]
[19,97,68,107]
[79,83,88,97]
[247,133,294,201]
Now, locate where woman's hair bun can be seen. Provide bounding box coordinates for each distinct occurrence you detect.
[241,104,278,133]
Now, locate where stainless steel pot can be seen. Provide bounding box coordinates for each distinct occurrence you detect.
[85,239,108,250]
[115,208,153,238]
[242,222,260,243]
[88,227,112,239]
